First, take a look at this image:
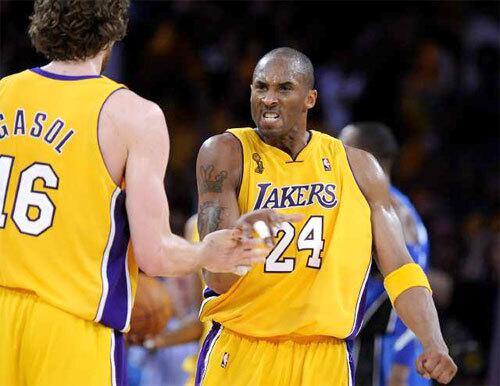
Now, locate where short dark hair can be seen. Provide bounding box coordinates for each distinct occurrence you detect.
[344,122,399,164]
[254,47,315,89]
[29,0,129,61]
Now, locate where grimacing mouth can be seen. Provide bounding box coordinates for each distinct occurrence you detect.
[262,112,280,119]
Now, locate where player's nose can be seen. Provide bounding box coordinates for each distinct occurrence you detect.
[261,91,278,106]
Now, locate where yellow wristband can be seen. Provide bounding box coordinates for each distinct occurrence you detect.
[384,263,432,305]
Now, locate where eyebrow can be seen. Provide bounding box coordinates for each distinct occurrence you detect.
[253,79,296,87]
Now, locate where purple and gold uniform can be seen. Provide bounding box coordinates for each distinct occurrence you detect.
[196,128,373,386]
[0,68,137,386]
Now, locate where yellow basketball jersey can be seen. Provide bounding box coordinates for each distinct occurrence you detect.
[200,128,372,339]
[0,68,137,331]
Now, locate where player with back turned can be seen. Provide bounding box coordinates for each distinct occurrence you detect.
[340,122,431,386]
[0,1,288,385]
[195,47,457,385]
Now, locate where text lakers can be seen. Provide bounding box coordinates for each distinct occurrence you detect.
[253,182,338,210]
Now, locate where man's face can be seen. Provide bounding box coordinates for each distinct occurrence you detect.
[250,56,316,138]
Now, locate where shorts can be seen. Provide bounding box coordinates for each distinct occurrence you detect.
[0,286,126,386]
[195,322,354,386]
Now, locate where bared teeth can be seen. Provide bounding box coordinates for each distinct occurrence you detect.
[263,112,279,118]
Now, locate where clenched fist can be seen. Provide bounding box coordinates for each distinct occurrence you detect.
[416,345,457,384]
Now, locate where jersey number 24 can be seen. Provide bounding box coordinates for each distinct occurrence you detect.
[265,216,325,273]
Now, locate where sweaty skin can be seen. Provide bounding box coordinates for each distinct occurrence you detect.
[199,52,456,384]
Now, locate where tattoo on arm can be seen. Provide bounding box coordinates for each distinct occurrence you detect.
[200,165,228,193]
[198,201,226,239]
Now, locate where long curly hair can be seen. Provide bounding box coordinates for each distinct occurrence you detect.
[28,0,129,61]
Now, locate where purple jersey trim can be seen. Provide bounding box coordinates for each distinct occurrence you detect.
[203,287,219,299]
[30,67,102,80]
[113,330,127,386]
[346,339,356,386]
[346,260,371,340]
[195,322,222,386]
[347,288,368,340]
[100,190,131,330]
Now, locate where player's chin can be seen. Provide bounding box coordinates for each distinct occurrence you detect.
[258,120,284,136]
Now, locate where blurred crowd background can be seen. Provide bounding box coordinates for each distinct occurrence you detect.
[1,1,498,385]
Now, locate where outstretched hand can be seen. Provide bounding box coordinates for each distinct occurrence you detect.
[416,346,457,384]
[200,227,269,274]
[200,209,303,275]
[236,208,304,246]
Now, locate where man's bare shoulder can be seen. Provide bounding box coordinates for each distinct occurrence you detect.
[197,132,243,191]
[199,132,242,157]
[344,145,389,203]
[198,132,243,169]
[102,88,165,134]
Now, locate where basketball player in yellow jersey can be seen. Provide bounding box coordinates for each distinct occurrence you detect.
[195,48,457,385]
[0,2,289,385]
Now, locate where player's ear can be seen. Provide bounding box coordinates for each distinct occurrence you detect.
[305,89,317,110]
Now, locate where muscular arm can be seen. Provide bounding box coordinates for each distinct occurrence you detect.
[102,90,203,276]
[196,133,243,293]
[101,91,265,277]
[346,146,456,384]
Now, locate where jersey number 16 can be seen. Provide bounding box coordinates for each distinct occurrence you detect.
[0,155,58,236]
